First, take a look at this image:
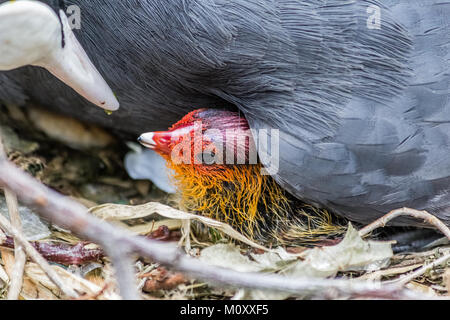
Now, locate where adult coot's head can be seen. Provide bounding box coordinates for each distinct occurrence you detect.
[0,0,118,111]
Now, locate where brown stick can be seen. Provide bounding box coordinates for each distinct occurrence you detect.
[0,226,179,266]
[358,207,450,240]
[0,236,104,265]
[0,212,78,298]
[0,160,436,300]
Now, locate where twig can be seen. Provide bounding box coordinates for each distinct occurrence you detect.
[74,283,110,300]
[4,190,26,300]
[444,269,450,295]
[0,160,436,300]
[357,263,424,281]
[106,242,140,300]
[359,207,450,240]
[0,136,26,300]
[0,213,78,298]
[387,252,450,286]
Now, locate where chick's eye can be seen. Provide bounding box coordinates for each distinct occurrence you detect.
[196,151,216,165]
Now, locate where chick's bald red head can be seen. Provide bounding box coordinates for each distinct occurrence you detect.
[138,109,257,173]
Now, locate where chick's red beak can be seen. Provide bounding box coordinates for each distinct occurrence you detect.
[138,131,172,155]
[138,124,195,156]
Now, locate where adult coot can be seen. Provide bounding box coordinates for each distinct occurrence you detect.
[1,1,450,231]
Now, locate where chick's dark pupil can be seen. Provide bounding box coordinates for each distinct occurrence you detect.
[197,151,216,165]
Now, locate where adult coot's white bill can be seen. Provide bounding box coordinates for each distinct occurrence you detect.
[0,1,118,111]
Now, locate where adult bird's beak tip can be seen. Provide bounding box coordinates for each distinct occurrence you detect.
[39,9,120,112]
[43,43,120,111]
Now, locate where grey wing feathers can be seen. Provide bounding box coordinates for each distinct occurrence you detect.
[247,0,450,224]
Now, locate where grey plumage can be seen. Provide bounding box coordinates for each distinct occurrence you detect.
[1,0,449,226]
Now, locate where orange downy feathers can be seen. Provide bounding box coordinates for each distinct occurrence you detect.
[165,159,344,245]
